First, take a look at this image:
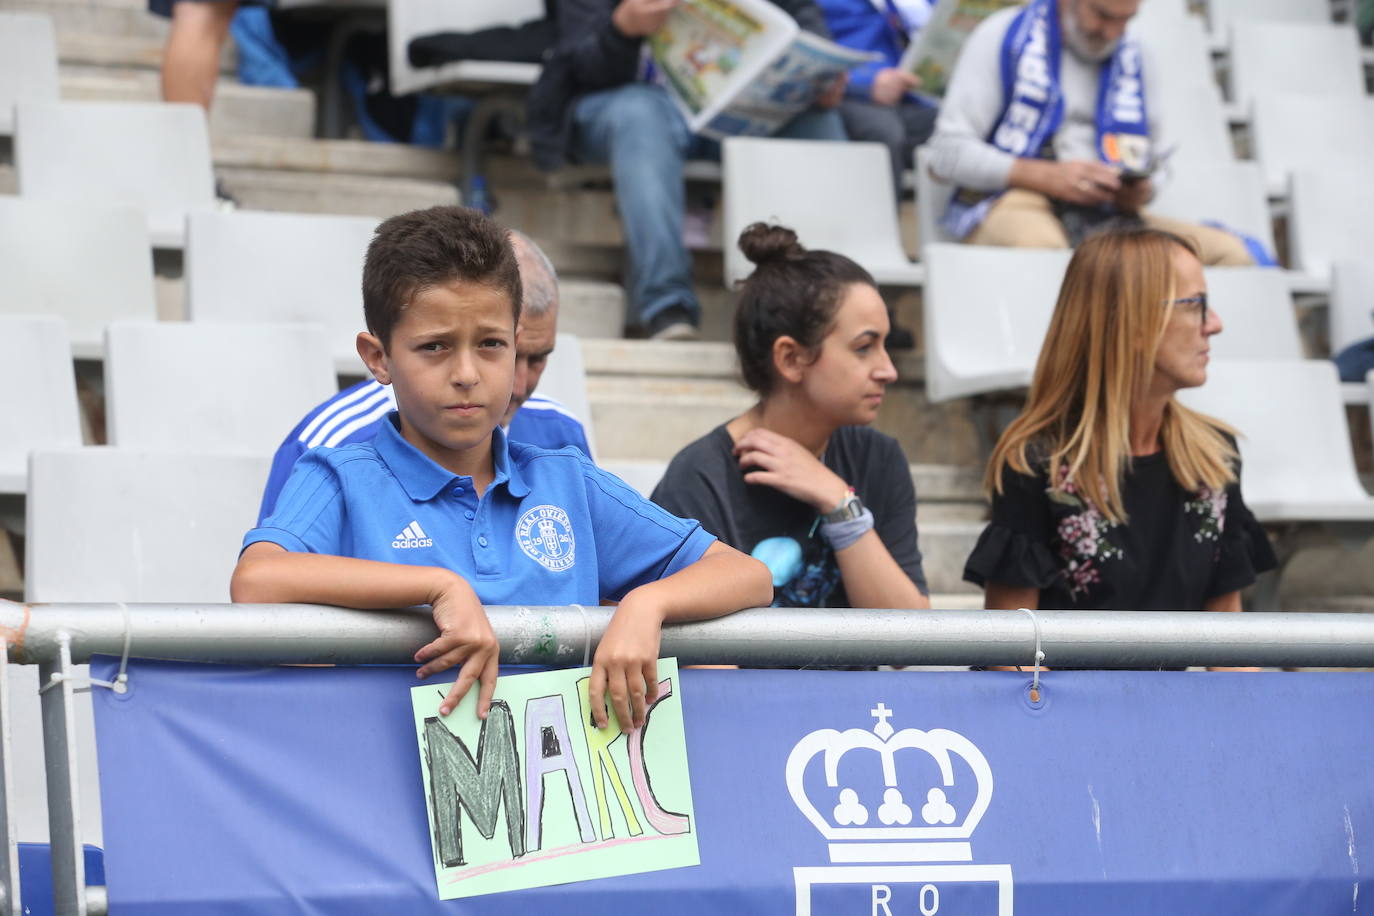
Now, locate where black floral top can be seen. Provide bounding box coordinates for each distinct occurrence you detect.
[963,447,1277,610]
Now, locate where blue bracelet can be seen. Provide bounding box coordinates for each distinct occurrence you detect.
[819,507,875,551]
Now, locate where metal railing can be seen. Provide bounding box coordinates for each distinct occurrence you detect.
[5,599,1374,915]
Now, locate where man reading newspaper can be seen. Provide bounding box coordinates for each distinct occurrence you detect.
[528,0,849,341]
[925,0,1252,264]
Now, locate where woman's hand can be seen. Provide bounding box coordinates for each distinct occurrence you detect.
[734,428,848,512]
[589,593,666,733]
[415,573,500,719]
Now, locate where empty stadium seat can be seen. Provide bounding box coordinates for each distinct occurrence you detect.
[0,13,58,136]
[1130,12,1235,165]
[1206,0,1331,45]
[1331,259,1374,404]
[539,333,597,458]
[185,209,379,372]
[1204,268,1304,360]
[13,101,216,248]
[722,138,923,288]
[103,321,338,451]
[0,316,81,495]
[921,244,1072,402]
[1229,22,1366,117]
[1331,259,1374,355]
[1148,162,1275,259]
[914,147,956,255]
[20,448,272,849]
[1177,360,1374,522]
[387,0,543,96]
[1250,94,1374,195]
[26,449,271,603]
[0,199,157,357]
[1288,168,1374,281]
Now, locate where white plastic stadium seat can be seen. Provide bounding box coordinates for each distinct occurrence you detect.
[14,101,215,248]
[0,199,157,357]
[104,321,338,451]
[1287,168,1374,281]
[914,147,956,255]
[1129,12,1234,166]
[26,449,271,602]
[1332,260,1374,405]
[723,138,923,288]
[21,447,271,847]
[1206,0,1332,46]
[1202,268,1304,361]
[388,0,543,96]
[185,210,379,373]
[1229,22,1365,117]
[0,317,81,494]
[921,244,1072,403]
[1177,360,1374,522]
[1330,260,1374,355]
[1250,95,1374,196]
[1149,162,1274,259]
[537,333,597,458]
[0,13,58,136]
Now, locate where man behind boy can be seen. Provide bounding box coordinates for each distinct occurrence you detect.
[257,230,586,522]
[232,206,771,732]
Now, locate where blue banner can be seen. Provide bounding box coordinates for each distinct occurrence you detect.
[90,659,1372,914]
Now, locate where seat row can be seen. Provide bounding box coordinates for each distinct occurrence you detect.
[0,316,594,496]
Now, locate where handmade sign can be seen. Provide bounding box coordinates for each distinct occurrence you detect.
[410,659,699,899]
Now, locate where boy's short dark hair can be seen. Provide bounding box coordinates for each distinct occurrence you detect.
[362,206,523,350]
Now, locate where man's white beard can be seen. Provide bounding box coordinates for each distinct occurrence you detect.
[1062,10,1120,62]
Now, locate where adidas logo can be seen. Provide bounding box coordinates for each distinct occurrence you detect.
[391,520,433,549]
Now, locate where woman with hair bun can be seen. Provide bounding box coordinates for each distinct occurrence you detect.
[964,226,1276,617]
[651,223,929,611]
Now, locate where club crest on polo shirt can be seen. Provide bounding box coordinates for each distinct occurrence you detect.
[516,505,576,572]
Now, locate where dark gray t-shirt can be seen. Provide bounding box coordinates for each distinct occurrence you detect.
[651,424,927,607]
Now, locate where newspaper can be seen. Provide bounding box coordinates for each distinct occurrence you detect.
[898,0,1021,102]
[648,0,877,140]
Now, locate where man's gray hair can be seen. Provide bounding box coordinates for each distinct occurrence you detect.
[510,230,559,318]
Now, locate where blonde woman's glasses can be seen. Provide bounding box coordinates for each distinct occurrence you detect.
[1168,293,1208,325]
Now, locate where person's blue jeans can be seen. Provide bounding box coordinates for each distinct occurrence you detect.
[571,82,846,329]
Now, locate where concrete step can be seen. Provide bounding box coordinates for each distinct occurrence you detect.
[2,0,167,42]
[215,167,460,219]
[56,29,234,72]
[920,519,983,595]
[62,71,314,139]
[213,135,460,182]
[581,340,980,466]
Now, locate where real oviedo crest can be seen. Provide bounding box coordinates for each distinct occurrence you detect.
[786,704,1013,915]
[516,504,576,572]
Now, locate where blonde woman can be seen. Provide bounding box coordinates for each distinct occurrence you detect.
[964,226,1276,612]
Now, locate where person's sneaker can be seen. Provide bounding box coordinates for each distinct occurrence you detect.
[647,305,701,342]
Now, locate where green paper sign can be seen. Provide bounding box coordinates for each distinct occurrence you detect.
[410,659,700,899]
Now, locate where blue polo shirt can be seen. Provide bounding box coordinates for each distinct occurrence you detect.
[243,413,715,605]
[257,380,592,523]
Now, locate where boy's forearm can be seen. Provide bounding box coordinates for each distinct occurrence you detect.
[231,547,461,610]
[623,542,771,624]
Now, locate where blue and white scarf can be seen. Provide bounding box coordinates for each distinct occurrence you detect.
[943,0,1151,239]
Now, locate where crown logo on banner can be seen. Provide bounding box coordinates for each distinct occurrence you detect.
[784,704,994,864]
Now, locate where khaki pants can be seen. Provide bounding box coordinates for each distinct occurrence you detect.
[965,189,1254,266]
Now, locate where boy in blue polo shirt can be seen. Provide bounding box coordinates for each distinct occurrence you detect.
[232,206,770,732]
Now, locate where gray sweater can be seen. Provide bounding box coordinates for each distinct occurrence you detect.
[927,6,1168,191]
